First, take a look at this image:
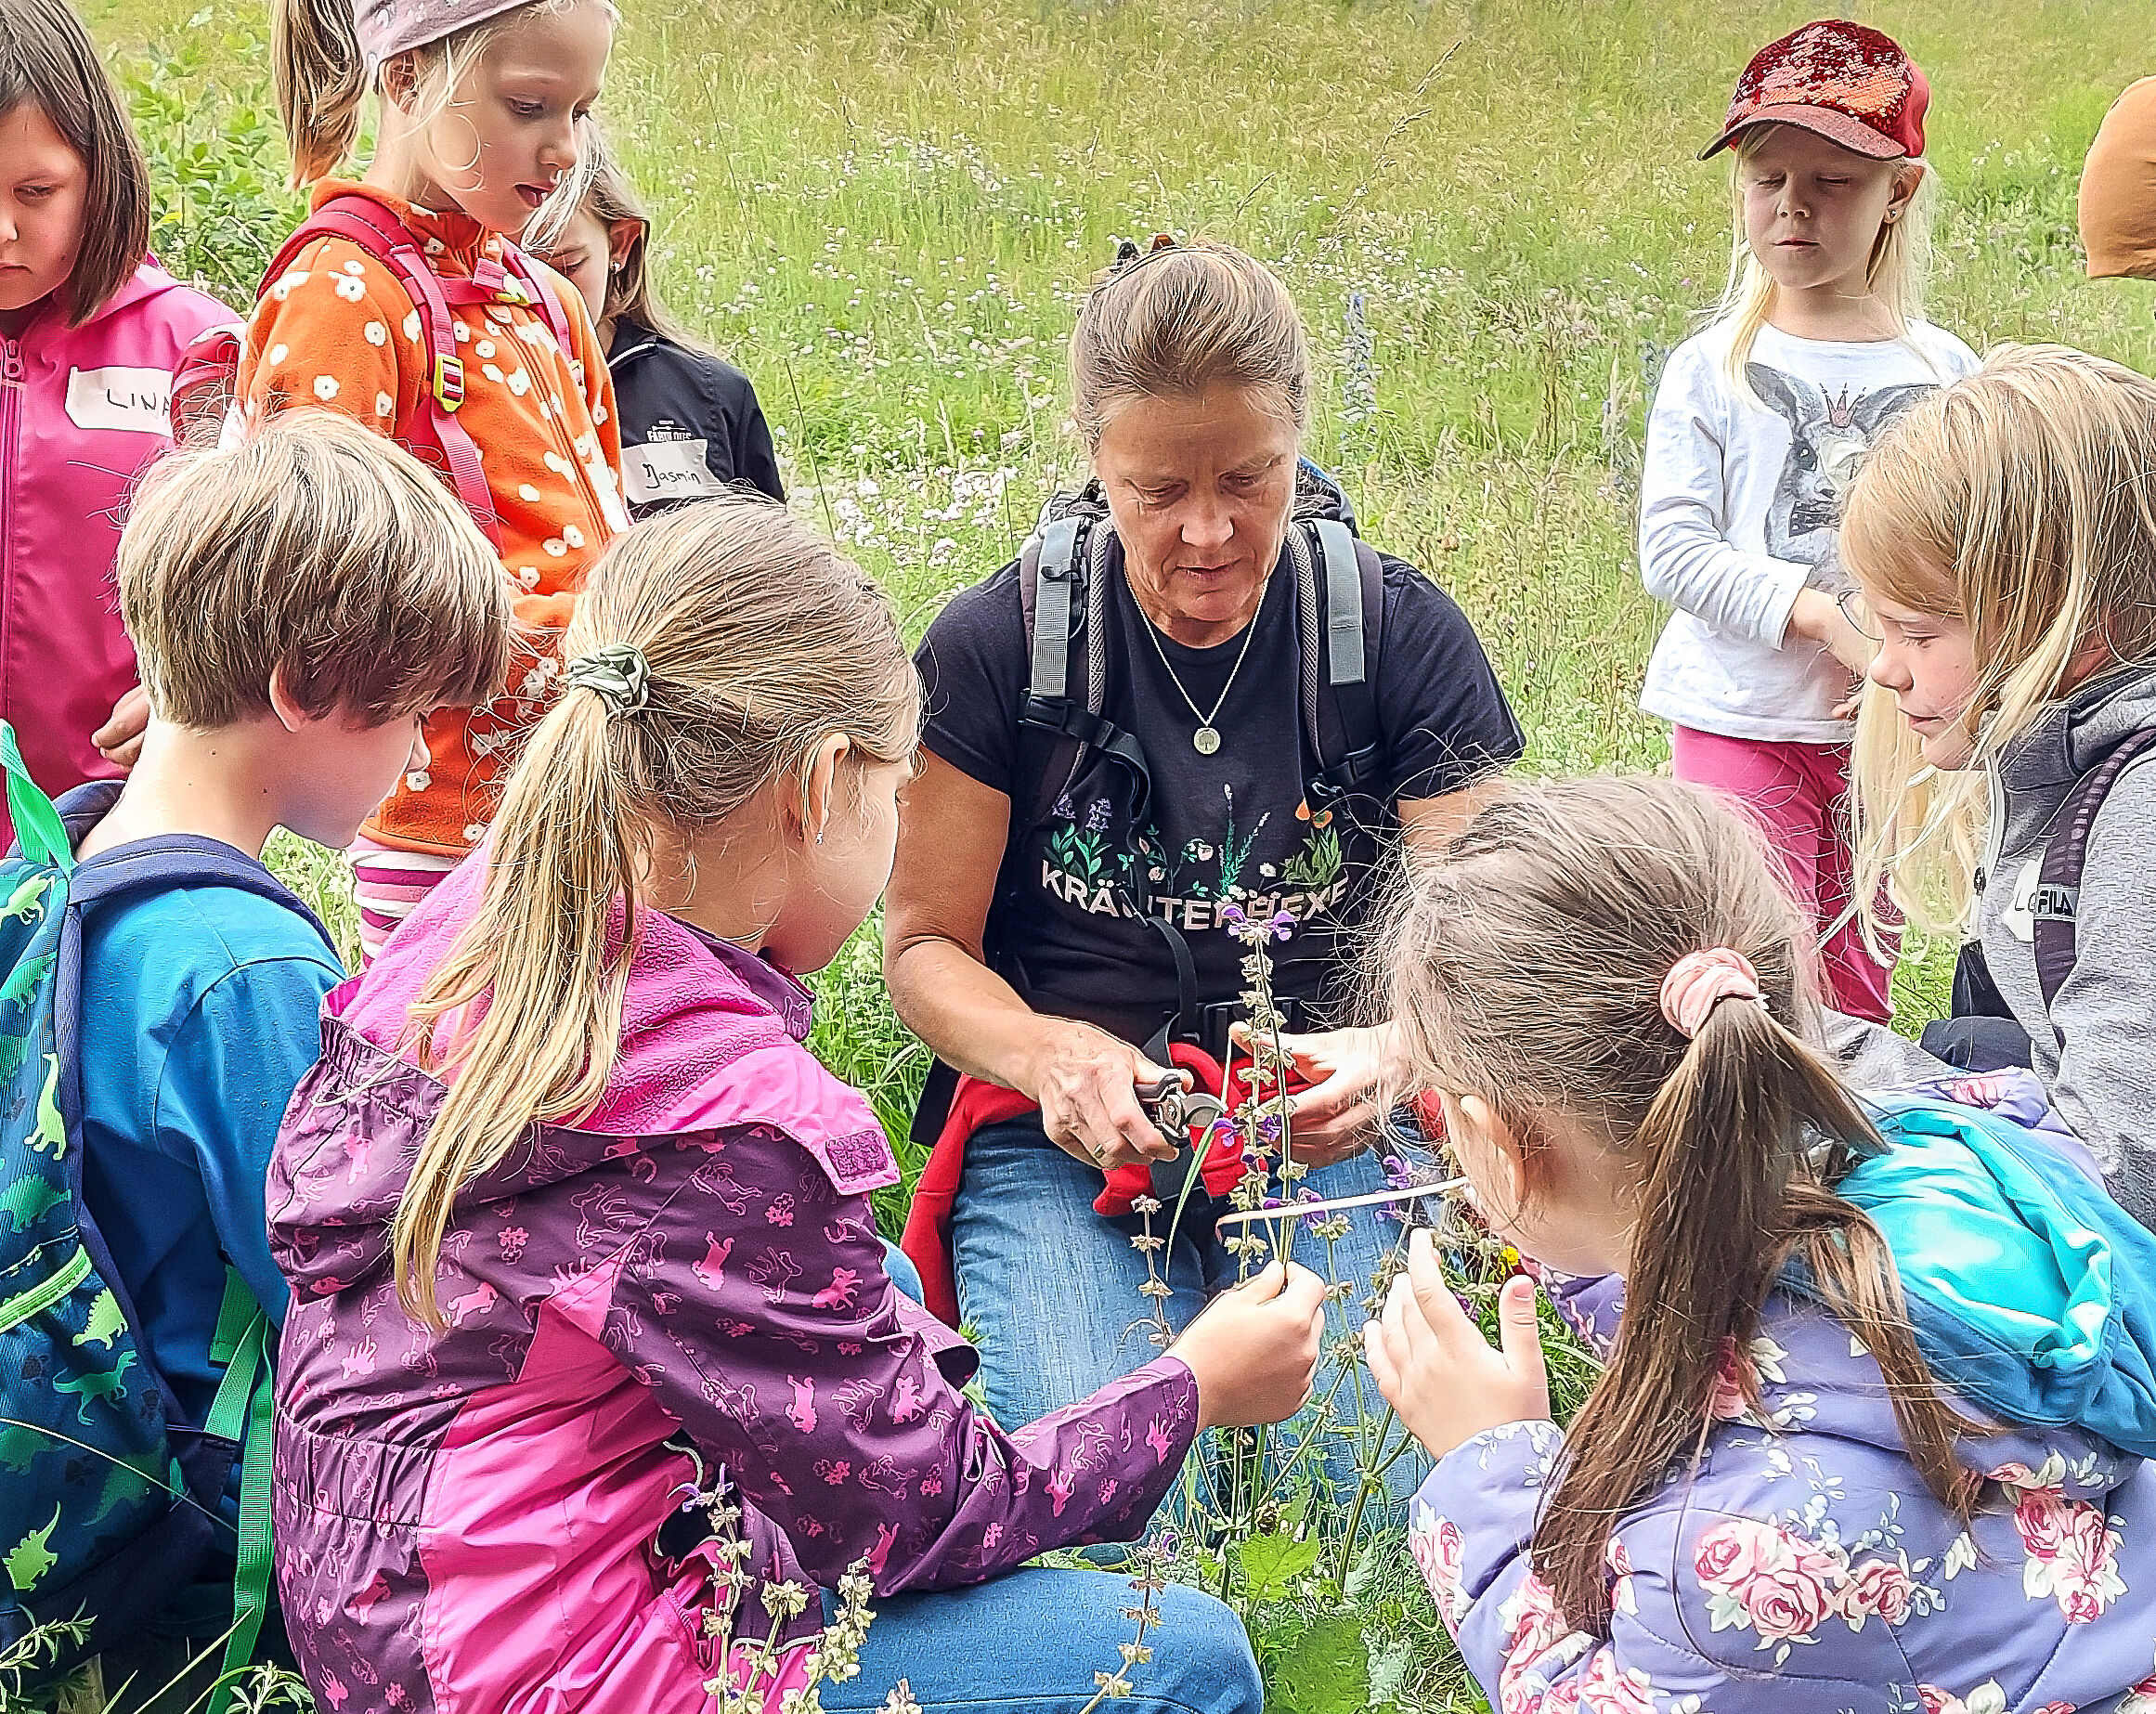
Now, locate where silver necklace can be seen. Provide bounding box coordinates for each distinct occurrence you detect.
[1141,606,1257,756]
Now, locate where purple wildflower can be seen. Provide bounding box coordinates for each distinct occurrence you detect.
[1382,1154,1414,1191]
[1266,910,1295,941]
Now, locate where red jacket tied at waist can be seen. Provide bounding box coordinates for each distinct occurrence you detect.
[902,1043,1267,1327]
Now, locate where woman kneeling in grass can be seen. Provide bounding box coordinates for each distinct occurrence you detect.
[1367,775,2156,1714]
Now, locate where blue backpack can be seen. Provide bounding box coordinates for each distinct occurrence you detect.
[0,731,302,1702]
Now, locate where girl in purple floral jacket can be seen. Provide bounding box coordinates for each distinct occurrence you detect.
[1363,776,2156,1714]
[266,495,1328,1713]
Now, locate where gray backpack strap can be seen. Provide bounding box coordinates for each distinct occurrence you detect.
[2033,723,2156,1031]
[1312,518,1365,690]
[1015,512,1142,833]
[1028,514,1084,701]
[1298,518,1385,807]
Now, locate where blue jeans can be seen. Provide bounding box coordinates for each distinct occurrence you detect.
[951,1115,1431,1511]
[882,1238,925,1303]
[825,1566,1261,1714]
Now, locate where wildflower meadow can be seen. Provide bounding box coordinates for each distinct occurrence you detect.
[52,0,2156,1708]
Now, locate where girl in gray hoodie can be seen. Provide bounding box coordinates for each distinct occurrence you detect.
[1834,344,2156,1228]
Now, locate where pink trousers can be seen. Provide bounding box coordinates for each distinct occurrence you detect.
[1672,726,1895,1024]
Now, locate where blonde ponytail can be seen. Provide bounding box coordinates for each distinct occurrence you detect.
[390,497,920,1326]
[274,0,368,188]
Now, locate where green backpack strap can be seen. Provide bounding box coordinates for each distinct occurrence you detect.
[201,1266,274,1714]
[1,722,72,875]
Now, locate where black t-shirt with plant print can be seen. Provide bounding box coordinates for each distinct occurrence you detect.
[916,537,1524,1045]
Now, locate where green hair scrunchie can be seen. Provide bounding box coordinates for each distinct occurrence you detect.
[564,643,652,718]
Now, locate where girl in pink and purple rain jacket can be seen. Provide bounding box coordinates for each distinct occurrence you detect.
[267,497,1324,1713]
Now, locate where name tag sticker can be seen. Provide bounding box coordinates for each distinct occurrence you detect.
[64,367,173,435]
[623,437,722,505]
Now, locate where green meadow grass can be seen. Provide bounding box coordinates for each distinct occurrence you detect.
[71,1,2156,1705]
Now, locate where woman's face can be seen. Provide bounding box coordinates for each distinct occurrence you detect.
[1091,386,1299,641]
[1859,572,1982,770]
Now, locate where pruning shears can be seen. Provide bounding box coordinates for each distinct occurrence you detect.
[1136,1071,1227,1143]
[1134,1071,1229,1203]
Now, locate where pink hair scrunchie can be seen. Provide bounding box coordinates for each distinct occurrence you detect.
[1660,948,1768,1040]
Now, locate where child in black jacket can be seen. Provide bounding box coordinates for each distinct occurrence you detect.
[535,137,786,514]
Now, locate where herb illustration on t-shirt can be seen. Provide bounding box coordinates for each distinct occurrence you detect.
[1041,786,1355,936]
[1746,364,1935,584]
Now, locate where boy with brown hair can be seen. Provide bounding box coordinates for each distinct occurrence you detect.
[59,409,508,1685]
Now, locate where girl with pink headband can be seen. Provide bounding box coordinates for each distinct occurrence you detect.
[206,0,626,959]
[1361,774,2156,1714]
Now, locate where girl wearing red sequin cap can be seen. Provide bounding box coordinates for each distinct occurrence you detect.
[1638,19,1977,1024]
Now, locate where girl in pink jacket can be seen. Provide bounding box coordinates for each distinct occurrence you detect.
[270,495,1323,1711]
[0,0,231,816]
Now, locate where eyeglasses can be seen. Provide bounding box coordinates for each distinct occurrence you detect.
[1837,587,1883,643]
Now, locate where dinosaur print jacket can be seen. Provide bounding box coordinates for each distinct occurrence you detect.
[266,851,1199,1712]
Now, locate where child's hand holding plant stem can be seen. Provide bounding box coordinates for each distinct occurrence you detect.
[1168,1259,1328,1431]
[1363,1228,1552,1460]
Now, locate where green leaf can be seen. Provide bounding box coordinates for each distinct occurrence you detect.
[1237,1530,1323,1603]
[1262,1612,1370,1714]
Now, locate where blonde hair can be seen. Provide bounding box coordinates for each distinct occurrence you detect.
[117,410,510,729]
[1710,125,1938,385]
[1847,344,2156,938]
[1068,240,1308,449]
[274,0,603,232]
[1378,775,1981,1634]
[391,496,920,1325]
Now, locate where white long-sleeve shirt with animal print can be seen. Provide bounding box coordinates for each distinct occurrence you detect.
[1638,318,1979,743]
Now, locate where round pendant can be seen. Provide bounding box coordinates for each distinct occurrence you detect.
[1193,726,1221,756]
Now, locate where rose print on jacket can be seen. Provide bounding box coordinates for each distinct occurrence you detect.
[1408,1506,1468,1624]
[1993,1457,2128,1624]
[1409,1271,2156,1714]
[1917,1683,2009,1714]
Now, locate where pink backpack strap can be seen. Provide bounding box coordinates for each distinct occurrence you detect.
[503,245,575,352]
[260,196,503,550]
[169,321,245,445]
